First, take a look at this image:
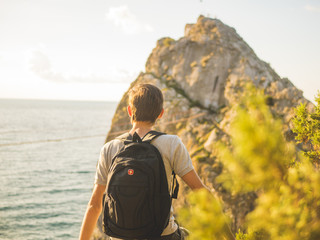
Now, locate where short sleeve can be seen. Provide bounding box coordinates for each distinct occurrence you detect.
[172,136,194,177]
[94,145,109,185]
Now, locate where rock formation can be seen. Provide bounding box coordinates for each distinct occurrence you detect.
[104,15,311,233]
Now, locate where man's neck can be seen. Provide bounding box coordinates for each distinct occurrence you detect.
[129,121,154,138]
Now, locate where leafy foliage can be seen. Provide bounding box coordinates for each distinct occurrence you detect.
[179,189,233,240]
[179,84,320,240]
[217,84,293,194]
[292,92,320,164]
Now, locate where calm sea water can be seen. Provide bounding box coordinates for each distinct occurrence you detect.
[0,99,117,240]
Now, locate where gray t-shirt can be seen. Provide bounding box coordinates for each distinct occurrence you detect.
[95,133,194,237]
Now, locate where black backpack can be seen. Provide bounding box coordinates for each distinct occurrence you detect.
[103,131,179,239]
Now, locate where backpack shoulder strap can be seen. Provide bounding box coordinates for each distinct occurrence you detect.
[143,131,179,199]
[142,131,166,143]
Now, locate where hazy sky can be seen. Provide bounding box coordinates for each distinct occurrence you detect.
[0,0,319,102]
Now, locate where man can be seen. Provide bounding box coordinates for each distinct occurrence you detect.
[79,84,207,240]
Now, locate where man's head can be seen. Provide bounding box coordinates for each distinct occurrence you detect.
[128,84,164,124]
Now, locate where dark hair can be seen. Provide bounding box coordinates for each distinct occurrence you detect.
[128,84,163,123]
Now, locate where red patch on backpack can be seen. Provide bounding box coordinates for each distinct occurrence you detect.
[128,169,134,175]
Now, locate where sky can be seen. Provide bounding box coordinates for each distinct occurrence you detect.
[0,0,319,102]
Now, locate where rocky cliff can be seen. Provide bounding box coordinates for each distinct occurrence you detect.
[104,16,311,232]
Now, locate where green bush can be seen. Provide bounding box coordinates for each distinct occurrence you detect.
[179,84,320,240]
[292,92,320,165]
[179,189,233,240]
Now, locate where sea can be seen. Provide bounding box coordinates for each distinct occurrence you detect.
[0,99,118,240]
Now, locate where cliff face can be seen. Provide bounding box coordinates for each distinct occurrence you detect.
[105,16,311,231]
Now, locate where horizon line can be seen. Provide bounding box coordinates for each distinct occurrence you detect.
[0,97,119,103]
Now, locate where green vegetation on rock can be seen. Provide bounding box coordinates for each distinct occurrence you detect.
[292,92,320,165]
[179,84,320,240]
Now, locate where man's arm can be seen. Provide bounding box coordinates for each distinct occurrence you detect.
[181,169,207,190]
[79,184,106,240]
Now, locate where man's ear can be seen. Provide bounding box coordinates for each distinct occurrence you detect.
[158,108,164,119]
[127,105,132,117]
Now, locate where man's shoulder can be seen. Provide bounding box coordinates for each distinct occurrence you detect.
[153,134,182,147]
[102,137,125,151]
[156,133,178,140]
